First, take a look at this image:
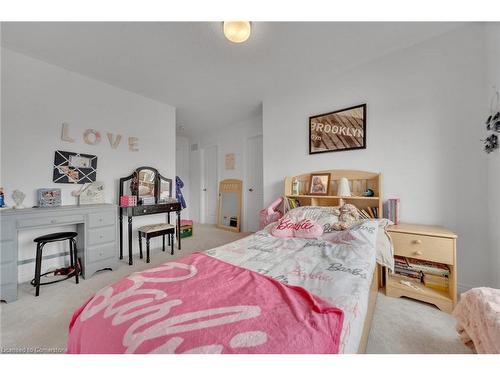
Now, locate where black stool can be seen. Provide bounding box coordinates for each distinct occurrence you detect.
[31,232,80,297]
[137,223,175,263]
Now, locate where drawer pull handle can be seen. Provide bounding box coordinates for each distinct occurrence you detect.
[413,239,422,244]
[51,220,57,224]
[414,250,423,256]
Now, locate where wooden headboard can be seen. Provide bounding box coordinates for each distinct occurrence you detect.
[284,169,382,217]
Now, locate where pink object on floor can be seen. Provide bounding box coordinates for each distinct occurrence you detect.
[180,219,193,226]
[67,253,344,354]
[453,287,500,354]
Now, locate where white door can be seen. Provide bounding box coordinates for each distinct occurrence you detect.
[245,135,263,232]
[202,145,218,224]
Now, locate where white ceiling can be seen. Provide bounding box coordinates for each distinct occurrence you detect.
[1,22,465,137]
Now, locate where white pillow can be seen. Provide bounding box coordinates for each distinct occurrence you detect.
[374,219,395,271]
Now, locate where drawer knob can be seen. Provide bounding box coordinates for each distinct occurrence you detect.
[414,250,423,256]
[413,239,422,244]
[51,219,57,224]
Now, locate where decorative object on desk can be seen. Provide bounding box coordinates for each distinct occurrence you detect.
[225,153,235,170]
[363,188,374,197]
[309,104,366,154]
[0,187,5,207]
[37,188,62,207]
[337,177,352,197]
[119,195,137,207]
[142,196,156,205]
[53,150,97,184]
[78,182,105,205]
[12,189,26,209]
[175,176,187,208]
[308,173,330,196]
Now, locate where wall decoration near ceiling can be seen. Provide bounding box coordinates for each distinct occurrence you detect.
[225,153,235,170]
[53,150,98,184]
[309,104,366,154]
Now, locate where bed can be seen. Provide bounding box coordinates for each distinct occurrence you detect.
[66,170,393,354]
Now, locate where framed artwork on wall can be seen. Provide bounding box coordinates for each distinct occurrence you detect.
[309,104,366,154]
[53,150,98,184]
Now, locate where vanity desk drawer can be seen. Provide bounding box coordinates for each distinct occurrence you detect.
[17,215,84,229]
[86,243,117,263]
[87,226,116,246]
[88,211,116,228]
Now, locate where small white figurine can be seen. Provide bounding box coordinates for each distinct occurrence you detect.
[12,189,26,209]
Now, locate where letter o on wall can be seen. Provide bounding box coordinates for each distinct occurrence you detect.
[83,129,102,145]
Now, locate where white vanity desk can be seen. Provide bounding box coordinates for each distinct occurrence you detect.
[0,203,118,302]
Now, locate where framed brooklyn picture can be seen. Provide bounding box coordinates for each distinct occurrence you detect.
[309,104,366,154]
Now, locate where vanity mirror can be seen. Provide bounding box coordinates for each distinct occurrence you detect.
[217,179,242,232]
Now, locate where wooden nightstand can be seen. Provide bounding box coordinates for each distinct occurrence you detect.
[385,223,457,313]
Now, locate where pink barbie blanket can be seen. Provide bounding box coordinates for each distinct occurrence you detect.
[67,253,344,354]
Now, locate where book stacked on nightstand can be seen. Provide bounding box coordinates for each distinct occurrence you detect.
[393,255,450,292]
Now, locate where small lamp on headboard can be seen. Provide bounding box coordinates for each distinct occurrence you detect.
[337,177,352,197]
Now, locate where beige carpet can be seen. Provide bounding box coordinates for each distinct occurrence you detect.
[0,224,471,354]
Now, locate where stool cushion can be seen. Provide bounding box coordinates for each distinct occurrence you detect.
[34,231,78,243]
[138,223,175,234]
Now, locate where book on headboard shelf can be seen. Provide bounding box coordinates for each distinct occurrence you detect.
[384,197,400,224]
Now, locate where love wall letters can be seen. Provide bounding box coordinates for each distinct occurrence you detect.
[61,123,139,152]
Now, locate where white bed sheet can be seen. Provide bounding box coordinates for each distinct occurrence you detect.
[205,220,380,354]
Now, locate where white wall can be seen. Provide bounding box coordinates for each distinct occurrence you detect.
[176,136,190,219]
[189,114,263,230]
[263,24,491,290]
[485,23,500,288]
[1,49,176,282]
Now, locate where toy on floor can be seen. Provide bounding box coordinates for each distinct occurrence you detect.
[180,219,193,238]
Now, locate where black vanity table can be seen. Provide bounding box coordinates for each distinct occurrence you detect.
[119,167,182,265]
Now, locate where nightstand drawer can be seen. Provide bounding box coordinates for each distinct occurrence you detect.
[390,232,454,265]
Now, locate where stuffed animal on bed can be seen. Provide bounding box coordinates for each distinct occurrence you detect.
[332,203,361,230]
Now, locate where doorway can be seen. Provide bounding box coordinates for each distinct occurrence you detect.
[201,145,218,224]
[245,135,263,232]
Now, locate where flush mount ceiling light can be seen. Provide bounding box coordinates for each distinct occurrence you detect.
[223,21,251,43]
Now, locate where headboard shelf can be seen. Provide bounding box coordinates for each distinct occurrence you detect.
[284,170,382,218]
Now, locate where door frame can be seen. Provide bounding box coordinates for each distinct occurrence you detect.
[200,144,218,224]
[244,134,263,232]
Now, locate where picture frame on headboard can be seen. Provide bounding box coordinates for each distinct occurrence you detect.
[309,104,366,154]
[308,173,331,196]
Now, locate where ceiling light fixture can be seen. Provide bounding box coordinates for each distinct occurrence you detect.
[223,21,251,43]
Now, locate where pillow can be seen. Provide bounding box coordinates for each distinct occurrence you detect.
[375,219,395,271]
[282,206,339,234]
[271,217,323,238]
